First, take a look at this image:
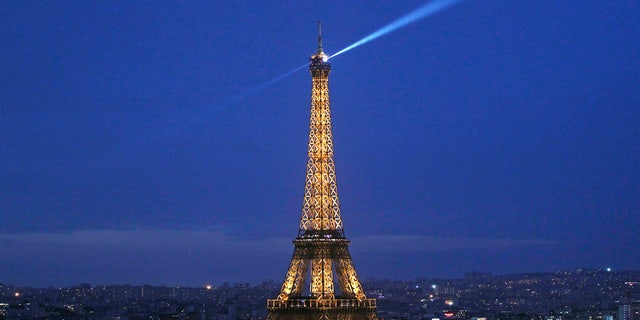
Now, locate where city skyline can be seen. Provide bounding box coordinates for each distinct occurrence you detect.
[3,268,638,320]
[2,1,639,287]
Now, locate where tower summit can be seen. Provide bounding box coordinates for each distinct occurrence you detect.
[316,20,324,56]
[266,23,378,320]
[309,21,330,77]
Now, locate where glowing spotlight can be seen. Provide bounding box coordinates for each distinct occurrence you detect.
[228,0,463,104]
[329,0,463,59]
[226,0,463,105]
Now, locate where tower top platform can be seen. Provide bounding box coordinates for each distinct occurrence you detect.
[310,21,330,72]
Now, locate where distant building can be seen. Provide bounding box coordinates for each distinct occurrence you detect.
[618,305,633,320]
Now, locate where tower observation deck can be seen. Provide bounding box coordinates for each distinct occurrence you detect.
[266,22,378,320]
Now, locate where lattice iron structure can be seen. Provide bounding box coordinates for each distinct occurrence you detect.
[267,23,378,320]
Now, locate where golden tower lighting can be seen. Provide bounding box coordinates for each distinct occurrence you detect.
[266,22,378,320]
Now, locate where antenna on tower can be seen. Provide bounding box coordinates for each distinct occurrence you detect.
[317,20,323,53]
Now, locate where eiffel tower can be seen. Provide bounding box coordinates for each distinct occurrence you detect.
[266,23,378,320]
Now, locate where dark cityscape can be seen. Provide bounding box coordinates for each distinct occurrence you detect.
[2,269,639,320]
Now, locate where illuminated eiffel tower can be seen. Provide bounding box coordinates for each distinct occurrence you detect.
[266,23,378,320]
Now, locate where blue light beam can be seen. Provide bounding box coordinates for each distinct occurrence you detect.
[329,0,463,59]
[227,63,308,105]
[229,0,463,104]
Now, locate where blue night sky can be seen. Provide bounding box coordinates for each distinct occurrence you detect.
[1,1,639,287]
